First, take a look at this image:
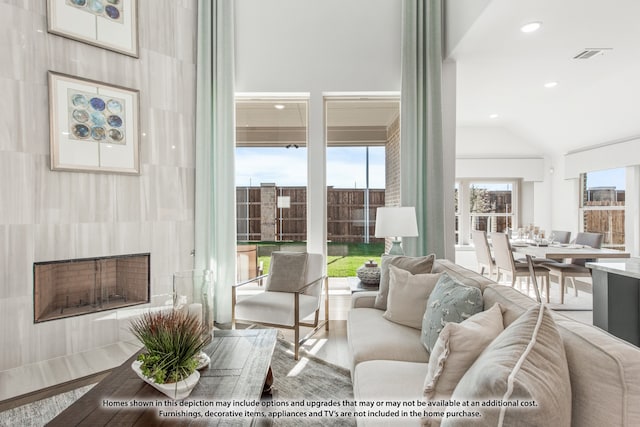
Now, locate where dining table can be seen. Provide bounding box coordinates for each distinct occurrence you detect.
[511,241,630,261]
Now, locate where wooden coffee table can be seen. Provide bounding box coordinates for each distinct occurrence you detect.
[48,329,277,426]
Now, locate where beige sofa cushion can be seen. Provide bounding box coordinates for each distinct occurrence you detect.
[442,304,571,427]
[553,316,640,427]
[424,303,504,400]
[375,254,435,310]
[354,360,428,427]
[383,266,442,329]
[348,308,429,373]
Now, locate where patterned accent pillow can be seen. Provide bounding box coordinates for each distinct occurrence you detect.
[420,273,483,353]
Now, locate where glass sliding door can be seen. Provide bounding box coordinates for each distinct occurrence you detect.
[325,97,399,276]
[235,97,308,276]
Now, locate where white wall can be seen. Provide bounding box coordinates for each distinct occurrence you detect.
[0,0,197,400]
[235,0,402,93]
[456,126,552,233]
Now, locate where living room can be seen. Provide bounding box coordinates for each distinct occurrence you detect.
[1,0,640,426]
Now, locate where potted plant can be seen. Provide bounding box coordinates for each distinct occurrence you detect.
[129,309,211,399]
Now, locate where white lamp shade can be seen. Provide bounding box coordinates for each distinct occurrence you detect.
[374,207,419,238]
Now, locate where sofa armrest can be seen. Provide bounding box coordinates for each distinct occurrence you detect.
[351,291,378,309]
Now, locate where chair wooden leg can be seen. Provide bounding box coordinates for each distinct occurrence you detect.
[560,274,565,304]
[294,294,300,360]
[231,286,237,330]
[570,277,578,297]
[545,276,550,303]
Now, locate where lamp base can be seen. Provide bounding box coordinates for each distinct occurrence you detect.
[388,240,404,255]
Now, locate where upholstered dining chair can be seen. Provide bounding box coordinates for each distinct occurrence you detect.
[231,251,328,360]
[472,230,495,279]
[491,232,550,293]
[543,232,603,303]
[551,230,572,244]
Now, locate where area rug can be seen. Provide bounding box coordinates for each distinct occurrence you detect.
[0,338,355,427]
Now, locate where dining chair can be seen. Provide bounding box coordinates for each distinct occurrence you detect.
[472,230,495,279]
[543,232,603,303]
[231,251,328,360]
[491,232,550,293]
[551,230,572,244]
[525,255,545,303]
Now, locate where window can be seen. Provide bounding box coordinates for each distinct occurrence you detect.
[580,168,625,250]
[235,98,308,244]
[456,180,518,245]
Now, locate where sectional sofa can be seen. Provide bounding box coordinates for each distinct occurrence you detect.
[347,258,640,426]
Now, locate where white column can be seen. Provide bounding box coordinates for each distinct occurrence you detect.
[306,91,327,263]
[625,165,640,256]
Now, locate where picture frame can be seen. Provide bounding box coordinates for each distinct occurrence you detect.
[47,0,139,58]
[48,71,140,175]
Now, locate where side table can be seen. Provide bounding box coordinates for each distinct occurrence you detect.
[347,277,379,294]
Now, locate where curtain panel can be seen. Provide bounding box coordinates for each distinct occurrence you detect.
[400,0,446,257]
[194,0,236,323]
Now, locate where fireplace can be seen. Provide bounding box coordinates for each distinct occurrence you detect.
[34,253,150,323]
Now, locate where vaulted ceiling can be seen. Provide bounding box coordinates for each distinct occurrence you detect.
[450,0,640,156]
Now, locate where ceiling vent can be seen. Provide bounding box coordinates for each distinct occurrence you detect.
[573,48,611,59]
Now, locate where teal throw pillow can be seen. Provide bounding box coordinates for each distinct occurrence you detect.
[421,273,483,353]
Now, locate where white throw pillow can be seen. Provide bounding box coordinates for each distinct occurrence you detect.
[423,303,505,401]
[440,304,572,427]
[383,265,442,330]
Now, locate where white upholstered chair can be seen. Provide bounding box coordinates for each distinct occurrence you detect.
[231,251,328,360]
[472,230,495,279]
[491,232,550,294]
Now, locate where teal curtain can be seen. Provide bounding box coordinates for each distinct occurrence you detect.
[194,0,236,324]
[400,0,446,257]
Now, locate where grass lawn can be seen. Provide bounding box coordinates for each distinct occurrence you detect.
[256,242,385,278]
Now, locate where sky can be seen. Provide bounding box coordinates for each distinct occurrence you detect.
[236,147,625,191]
[235,146,385,189]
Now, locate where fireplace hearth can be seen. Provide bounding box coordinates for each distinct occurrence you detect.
[34,253,150,323]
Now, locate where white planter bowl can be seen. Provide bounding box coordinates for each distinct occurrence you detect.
[131,360,200,400]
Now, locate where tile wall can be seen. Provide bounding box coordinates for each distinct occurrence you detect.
[0,0,198,400]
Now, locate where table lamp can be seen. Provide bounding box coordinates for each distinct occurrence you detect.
[374,207,419,255]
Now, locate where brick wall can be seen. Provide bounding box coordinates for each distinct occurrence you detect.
[34,254,149,322]
[384,116,401,252]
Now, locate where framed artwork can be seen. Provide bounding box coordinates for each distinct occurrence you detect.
[47,0,139,58]
[48,71,140,175]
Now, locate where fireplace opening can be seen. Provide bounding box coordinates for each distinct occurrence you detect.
[34,253,150,323]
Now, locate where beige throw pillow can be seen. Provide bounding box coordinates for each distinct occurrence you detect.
[441,304,571,427]
[383,265,442,330]
[375,254,436,310]
[265,251,308,293]
[421,304,504,427]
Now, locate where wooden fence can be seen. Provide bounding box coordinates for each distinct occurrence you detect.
[583,201,625,246]
[236,186,385,242]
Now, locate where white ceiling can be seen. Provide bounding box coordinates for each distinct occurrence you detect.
[450,0,640,155]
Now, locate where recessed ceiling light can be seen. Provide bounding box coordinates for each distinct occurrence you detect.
[520,21,542,33]
[489,114,499,119]
[544,81,558,88]
[274,104,285,110]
